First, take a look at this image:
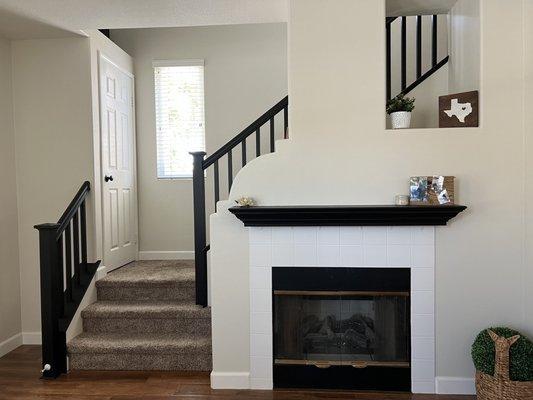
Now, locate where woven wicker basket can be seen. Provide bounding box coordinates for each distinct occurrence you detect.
[475,331,533,400]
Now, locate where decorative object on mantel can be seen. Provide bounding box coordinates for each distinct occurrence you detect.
[235,196,255,207]
[394,195,410,206]
[472,327,533,400]
[229,204,466,227]
[410,176,455,205]
[386,94,415,129]
[439,90,479,128]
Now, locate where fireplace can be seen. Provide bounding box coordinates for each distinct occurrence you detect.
[247,226,438,393]
[272,267,411,391]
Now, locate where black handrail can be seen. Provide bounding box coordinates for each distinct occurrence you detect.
[34,181,100,379]
[191,96,288,306]
[386,15,449,101]
[203,96,288,169]
[55,181,91,238]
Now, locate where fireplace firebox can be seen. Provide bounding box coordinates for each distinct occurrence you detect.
[272,267,411,391]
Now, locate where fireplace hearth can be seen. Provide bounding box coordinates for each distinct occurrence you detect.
[272,267,411,391]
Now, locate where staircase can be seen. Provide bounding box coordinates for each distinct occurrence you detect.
[68,260,212,371]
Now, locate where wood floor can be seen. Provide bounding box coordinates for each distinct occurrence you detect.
[0,346,475,400]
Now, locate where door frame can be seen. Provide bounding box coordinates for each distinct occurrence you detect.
[97,51,139,272]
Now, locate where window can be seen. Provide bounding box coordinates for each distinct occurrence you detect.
[154,60,205,178]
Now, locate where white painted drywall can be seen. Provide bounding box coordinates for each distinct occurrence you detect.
[0,37,22,355]
[11,31,132,339]
[12,37,94,337]
[111,24,287,254]
[448,0,480,93]
[210,0,532,391]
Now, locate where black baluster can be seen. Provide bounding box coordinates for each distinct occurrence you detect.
[80,201,87,273]
[417,15,422,79]
[432,15,438,67]
[214,160,220,208]
[256,128,261,157]
[228,149,233,190]
[73,211,80,285]
[283,105,288,138]
[241,140,247,167]
[270,117,275,152]
[401,16,407,91]
[65,224,72,301]
[386,20,392,101]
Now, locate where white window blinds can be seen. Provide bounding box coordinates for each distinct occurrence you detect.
[154,61,205,178]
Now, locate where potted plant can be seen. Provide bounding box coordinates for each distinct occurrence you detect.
[386,94,415,129]
[471,327,533,400]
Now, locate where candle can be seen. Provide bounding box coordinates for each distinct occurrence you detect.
[395,195,410,206]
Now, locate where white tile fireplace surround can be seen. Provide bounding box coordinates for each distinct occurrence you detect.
[248,225,436,393]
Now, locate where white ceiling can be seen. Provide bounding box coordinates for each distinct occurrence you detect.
[386,0,458,16]
[0,0,288,39]
[0,0,459,40]
[0,5,80,39]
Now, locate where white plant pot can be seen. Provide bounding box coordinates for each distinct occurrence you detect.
[390,111,412,129]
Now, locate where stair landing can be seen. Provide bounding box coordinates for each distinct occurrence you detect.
[68,260,212,371]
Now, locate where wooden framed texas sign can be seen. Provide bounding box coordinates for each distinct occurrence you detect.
[439,90,479,128]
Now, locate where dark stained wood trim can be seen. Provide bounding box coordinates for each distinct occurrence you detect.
[229,205,467,227]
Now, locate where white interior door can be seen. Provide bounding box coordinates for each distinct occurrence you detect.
[99,54,138,270]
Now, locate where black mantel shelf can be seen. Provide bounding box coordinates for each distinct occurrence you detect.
[229,205,467,227]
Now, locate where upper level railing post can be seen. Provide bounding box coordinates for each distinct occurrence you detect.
[34,223,66,379]
[190,151,208,306]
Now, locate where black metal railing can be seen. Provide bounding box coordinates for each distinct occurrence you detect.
[34,181,100,379]
[191,96,288,306]
[386,15,449,101]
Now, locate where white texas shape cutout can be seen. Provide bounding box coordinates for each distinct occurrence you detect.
[444,98,472,123]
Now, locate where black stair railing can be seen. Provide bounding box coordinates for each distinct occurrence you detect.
[34,181,100,379]
[191,96,288,306]
[386,15,449,101]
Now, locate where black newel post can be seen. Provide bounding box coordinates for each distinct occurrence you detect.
[190,151,208,306]
[34,223,66,379]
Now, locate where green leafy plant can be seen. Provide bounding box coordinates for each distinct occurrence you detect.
[386,94,415,114]
[471,327,533,381]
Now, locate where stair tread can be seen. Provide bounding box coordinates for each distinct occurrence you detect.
[82,301,211,319]
[96,260,195,288]
[68,332,211,354]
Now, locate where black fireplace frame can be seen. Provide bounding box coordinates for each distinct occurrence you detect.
[272,267,411,392]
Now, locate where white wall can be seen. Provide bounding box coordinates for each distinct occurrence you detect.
[111,24,287,256]
[11,32,132,339]
[0,37,22,355]
[210,0,532,393]
[449,0,480,93]
[12,37,94,338]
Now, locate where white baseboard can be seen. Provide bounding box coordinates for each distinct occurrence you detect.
[138,251,194,260]
[210,372,250,389]
[96,264,108,279]
[436,376,476,395]
[0,333,22,357]
[22,332,42,345]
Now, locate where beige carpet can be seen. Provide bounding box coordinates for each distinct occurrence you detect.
[68,260,212,371]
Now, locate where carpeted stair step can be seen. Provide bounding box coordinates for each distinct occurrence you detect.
[96,261,195,301]
[82,301,211,335]
[68,332,212,371]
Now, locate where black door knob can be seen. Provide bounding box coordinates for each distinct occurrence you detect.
[104,175,114,182]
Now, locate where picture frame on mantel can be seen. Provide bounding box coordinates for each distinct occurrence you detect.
[439,90,479,128]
